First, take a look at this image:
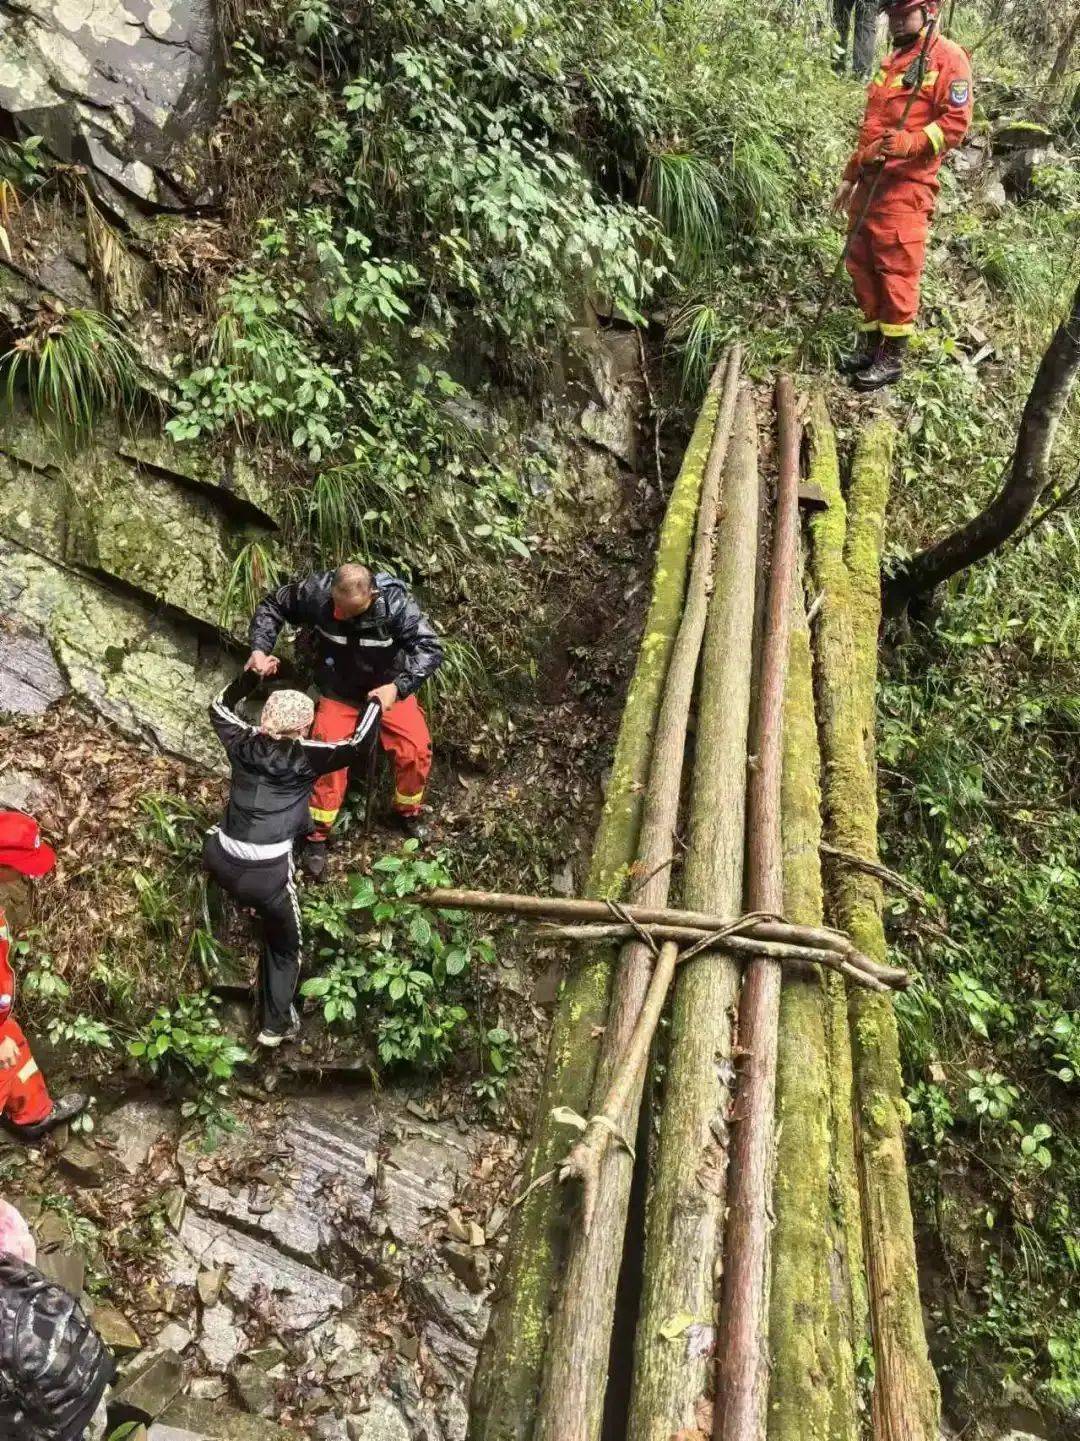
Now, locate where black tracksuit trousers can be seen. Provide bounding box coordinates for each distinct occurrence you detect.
[202,832,302,1033]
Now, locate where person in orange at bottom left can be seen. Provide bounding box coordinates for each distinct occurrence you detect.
[0,811,87,1142]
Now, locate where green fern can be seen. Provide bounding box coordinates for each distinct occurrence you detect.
[0,304,141,441]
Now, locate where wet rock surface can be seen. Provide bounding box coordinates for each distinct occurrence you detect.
[0,539,235,766]
[37,1086,517,1436]
[0,0,224,210]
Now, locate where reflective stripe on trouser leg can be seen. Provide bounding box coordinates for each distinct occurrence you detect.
[0,1020,53,1127]
[257,858,303,1033]
[308,696,361,840]
[380,695,433,815]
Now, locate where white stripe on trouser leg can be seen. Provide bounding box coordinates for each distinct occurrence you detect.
[17,1058,38,1083]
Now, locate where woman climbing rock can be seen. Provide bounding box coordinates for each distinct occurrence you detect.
[204,672,380,1047]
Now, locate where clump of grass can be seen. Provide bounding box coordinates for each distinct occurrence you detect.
[0,303,141,441]
[428,636,486,713]
[642,149,723,270]
[219,538,285,630]
[667,300,736,395]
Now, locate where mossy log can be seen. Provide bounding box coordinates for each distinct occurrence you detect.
[626,382,759,1440]
[766,562,862,1441]
[535,348,741,1441]
[468,356,730,1441]
[808,396,940,1441]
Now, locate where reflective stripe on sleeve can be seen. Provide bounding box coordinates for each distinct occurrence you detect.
[310,807,340,823]
[924,121,946,154]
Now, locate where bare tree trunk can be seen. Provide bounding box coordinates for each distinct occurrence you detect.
[886,281,1080,611]
[1047,8,1080,94]
[712,375,802,1441]
[468,355,731,1441]
[810,408,941,1441]
[852,0,879,78]
[626,384,760,1441]
[535,347,742,1441]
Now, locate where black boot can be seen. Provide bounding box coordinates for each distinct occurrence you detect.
[7,1093,87,1143]
[838,330,880,375]
[300,839,328,882]
[392,812,429,845]
[853,335,908,391]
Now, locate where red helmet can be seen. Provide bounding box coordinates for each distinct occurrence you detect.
[0,812,56,877]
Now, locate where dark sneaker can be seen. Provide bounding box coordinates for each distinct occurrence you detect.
[392,812,429,844]
[300,841,328,882]
[9,1093,87,1143]
[838,331,880,375]
[853,336,908,391]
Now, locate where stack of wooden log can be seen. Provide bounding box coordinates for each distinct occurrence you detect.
[460,355,940,1441]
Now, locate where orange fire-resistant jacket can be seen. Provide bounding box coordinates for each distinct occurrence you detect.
[843,28,974,218]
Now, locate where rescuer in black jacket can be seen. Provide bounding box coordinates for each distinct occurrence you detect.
[246,564,444,879]
[204,670,380,1045]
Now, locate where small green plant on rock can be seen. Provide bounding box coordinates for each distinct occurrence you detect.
[301,841,495,1068]
[128,991,249,1137]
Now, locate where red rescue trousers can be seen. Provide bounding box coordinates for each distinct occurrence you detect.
[0,1020,53,1127]
[845,207,929,336]
[308,694,433,839]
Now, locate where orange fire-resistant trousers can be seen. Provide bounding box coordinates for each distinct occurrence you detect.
[845,208,930,336]
[0,1019,53,1127]
[308,694,433,839]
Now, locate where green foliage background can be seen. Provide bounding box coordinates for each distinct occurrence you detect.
[2,0,1079,1428]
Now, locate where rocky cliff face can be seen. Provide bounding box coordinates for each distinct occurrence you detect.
[0,1,643,769]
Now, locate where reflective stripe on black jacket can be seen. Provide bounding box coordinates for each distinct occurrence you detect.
[209,672,380,847]
[249,571,443,704]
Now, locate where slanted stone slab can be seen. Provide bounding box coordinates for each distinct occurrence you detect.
[0,625,68,715]
[0,429,262,633]
[177,1209,352,1332]
[100,1097,181,1176]
[0,0,223,210]
[178,1104,379,1262]
[111,1347,185,1424]
[155,1397,290,1440]
[90,1302,142,1355]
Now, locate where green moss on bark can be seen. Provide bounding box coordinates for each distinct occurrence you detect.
[767,573,858,1441]
[468,369,725,1441]
[808,400,940,1441]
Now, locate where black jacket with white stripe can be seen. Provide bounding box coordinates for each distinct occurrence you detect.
[209,672,380,851]
[249,571,443,705]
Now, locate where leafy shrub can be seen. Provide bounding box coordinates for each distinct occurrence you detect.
[128,991,249,1131]
[301,842,495,1068]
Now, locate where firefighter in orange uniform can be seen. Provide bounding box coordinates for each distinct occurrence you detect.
[0,812,86,1141]
[833,0,974,390]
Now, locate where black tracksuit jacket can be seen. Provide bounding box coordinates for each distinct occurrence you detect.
[249,571,443,705]
[208,672,380,848]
